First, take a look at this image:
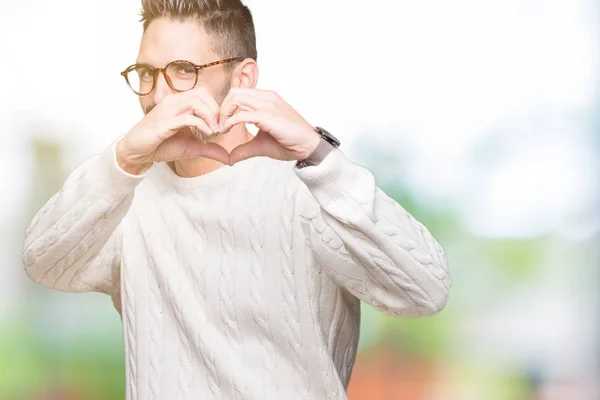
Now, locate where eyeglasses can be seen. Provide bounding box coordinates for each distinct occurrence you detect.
[120,57,243,96]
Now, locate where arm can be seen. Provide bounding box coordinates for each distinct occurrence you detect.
[22,140,147,296]
[22,87,231,296]
[295,148,451,317]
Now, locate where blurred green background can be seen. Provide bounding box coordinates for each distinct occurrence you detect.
[1,0,598,399]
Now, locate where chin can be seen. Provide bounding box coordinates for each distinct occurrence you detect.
[187,126,220,142]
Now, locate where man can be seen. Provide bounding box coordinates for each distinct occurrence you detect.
[22,0,451,399]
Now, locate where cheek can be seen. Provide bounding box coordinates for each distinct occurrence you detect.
[195,80,217,93]
[217,81,231,104]
[139,98,155,114]
[195,77,230,103]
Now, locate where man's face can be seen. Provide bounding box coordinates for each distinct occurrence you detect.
[137,18,231,116]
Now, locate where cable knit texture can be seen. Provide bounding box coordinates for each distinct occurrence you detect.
[22,139,451,400]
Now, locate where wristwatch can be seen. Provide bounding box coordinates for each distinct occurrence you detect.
[296,126,341,169]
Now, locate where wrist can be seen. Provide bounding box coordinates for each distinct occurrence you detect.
[296,126,340,168]
[304,131,322,158]
[116,138,151,175]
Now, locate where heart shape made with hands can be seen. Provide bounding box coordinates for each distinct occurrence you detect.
[165,88,321,167]
[186,124,278,167]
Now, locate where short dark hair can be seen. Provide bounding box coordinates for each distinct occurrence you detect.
[140,0,257,69]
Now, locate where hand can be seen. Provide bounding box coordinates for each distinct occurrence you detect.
[218,89,321,166]
[116,87,229,174]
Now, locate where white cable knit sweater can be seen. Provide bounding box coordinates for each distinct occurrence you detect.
[22,139,451,400]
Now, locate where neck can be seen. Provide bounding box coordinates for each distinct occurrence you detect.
[169,124,253,178]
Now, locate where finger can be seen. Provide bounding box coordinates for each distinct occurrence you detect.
[178,86,220,112]
[157,114,212,141]
[156,135,230,165]
[188,87,221,130]
[168,88,220,132]
[219,90,271,130]
[178,114,214,137]
[188,98,220,134]
[221,110,267,133]
[220,90,270,117]
[184,97,220,133]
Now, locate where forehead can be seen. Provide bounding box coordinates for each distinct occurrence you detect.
[137,18,213,66]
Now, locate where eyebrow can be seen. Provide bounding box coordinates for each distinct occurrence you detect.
[135,60,155,66]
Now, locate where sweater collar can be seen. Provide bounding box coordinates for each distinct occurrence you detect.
[152,157,262,190]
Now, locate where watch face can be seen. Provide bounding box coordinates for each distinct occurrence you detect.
[317,127,341,147]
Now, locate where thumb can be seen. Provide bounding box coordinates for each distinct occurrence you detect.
[228,130,282,166]
[156,135,230,165]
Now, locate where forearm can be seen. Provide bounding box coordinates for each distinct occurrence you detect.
[23,140,147,292]
[296,148,451,317]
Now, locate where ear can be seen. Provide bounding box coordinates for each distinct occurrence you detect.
[230,58,259,90]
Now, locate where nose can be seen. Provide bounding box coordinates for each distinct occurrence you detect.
[151,69,176,105]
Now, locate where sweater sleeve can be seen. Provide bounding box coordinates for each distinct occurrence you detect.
[22,139,147,297]
[294,148,451,317]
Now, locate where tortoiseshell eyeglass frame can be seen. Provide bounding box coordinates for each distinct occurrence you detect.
[120,57,244,96]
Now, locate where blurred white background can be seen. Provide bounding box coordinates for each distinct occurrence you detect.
[1,0,598,399]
